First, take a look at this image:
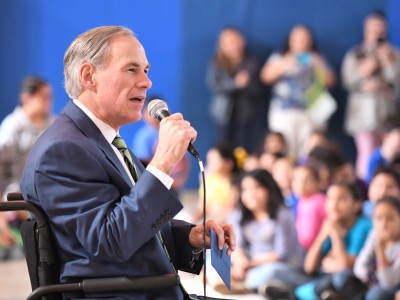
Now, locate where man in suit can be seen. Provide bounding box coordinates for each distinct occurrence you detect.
[20,26,235,299]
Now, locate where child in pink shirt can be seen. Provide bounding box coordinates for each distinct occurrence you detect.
[292,165,326,249]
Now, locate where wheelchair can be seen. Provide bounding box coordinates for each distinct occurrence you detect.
[0,192,180,300]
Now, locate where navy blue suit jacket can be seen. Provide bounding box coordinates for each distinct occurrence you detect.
[21,101,201,299]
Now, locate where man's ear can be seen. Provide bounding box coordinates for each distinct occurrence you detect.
[79,63,97,92]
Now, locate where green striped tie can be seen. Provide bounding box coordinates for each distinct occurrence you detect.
[112,135,139,181]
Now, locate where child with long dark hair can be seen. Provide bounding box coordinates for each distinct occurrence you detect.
[230,169,301,293]
[353,196,400,299]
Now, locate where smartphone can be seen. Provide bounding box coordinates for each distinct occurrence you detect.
[297,53,311,66]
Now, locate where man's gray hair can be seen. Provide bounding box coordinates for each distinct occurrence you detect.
[64,26,134,99]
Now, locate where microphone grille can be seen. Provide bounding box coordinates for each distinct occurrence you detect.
[148,99,168,119]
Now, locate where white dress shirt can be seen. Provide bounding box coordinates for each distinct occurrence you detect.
[73,99,173,189]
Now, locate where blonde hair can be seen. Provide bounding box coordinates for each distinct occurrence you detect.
[64,26,134,99]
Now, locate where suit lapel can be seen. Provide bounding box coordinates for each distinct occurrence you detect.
[63,101,135,187]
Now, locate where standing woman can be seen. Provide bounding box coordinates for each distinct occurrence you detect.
[207,27,263,152]
[261,25,335,159]
[342,12,400,179]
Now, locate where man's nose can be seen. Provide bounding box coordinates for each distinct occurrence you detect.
[137,72,152,90]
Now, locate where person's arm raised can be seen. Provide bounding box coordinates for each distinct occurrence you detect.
[260,54,296,84]
[304,220,330,274]
[149,113,197,175]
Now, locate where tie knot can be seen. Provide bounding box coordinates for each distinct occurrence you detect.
[112,135,128,151]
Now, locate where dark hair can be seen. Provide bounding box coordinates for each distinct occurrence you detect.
[265,130,286,142]
[375,196,400,215]
[263,130,287,155]
[268,151,286,161]
[214,26,247,75]
[239,169,284,225]
[210,142,239,174]
[328,181,363,215]
[391,155,400,169]
[377,115,400,133]
[281,24,318,54]
[20,76,48,96]
[329,181,363,202]
[372,166,400,189]
[308,145,345,178]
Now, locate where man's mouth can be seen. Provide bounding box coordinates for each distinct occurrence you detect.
[129,96,144,102]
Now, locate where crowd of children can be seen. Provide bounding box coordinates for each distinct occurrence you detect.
[195,124,400,299]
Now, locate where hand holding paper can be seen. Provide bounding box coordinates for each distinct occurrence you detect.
[211,229,231,290]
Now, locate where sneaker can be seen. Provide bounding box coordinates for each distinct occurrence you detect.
[259,281,293,300]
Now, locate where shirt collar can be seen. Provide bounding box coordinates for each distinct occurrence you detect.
[72,99,117,144]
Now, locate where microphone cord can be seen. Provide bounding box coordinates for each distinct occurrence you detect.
[197,157,207,299]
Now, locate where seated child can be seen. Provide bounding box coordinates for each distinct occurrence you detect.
[292,165,326,250]
[272,157,298,216]
[363,167,400,218]
[230,169,302,292]
[193,143,239,223]
[295,182,372,300]
[262,131,287,156]
[353,196,400,300]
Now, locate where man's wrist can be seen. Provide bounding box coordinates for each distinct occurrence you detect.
[149,156,173,175]
[146,165,174,189]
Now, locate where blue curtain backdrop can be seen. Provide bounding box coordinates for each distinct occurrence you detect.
[0,0,398,188]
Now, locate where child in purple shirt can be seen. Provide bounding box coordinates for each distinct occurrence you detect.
[230,169,302,292]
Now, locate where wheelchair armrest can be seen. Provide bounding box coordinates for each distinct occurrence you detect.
[82,274,180,293]
[27,274,180,300]
[6,192,24,201]
[0,200,48,228]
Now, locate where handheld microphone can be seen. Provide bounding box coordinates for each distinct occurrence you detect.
[147,99,200,159]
